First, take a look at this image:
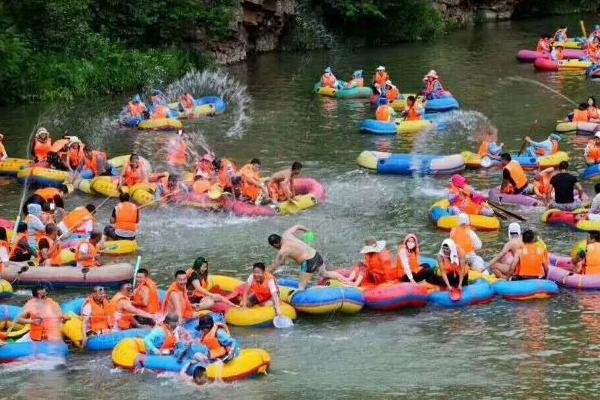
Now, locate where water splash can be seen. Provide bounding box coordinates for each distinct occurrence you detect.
[502,76,578,106]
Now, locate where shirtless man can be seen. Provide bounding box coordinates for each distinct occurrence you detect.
[267,225,350,289]
[489,223,523,279]
[267,162,302,202]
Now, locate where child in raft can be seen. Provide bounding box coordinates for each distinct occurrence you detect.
[477,128,503,160]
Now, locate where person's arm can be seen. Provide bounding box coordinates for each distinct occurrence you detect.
[469,230,482,251]
[398,249,415,283]
[121,301,155,320]
[241,276,252,308]
[488,242,511,266]
[575,182,586,200]
[143,328,165,355]
[542,253,549,278]
[268,280,282,316]
[284,225,309,237]
[267,251,287,273]
[170,293,183,320]
[457,250,467,289]
[509,251,521,278]
[216,329,239,359]
[80,303,91,345]
[437,255,451,289]
[118,163,128,187]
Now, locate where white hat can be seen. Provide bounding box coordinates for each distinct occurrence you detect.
[385,80,392,86]
[458,213,470,225]
[426,69,438,78]
[376,66,385,71]
[595,131,600,139]
[508,222,521,239]
[360,238,386,254]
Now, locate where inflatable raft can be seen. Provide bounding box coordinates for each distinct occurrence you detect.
[138,118,183,131]
[424,97,459,113]
[534,58,591,72]
[547,265,600,289]
[429,199,501,231]
[17,166,69,188]
[0,280,13,301]
[587,63,600,78]
[278,279,365,314]
[112,338,271,382]
[363,282,429,311]
[359,118,432,135]
[168,96,227,118]
[555,120,599,135]
[541,209,598,231]
[493,279,559,300]
[582,164,600,182]
[0,341,68,364]
[313,83,373,99]
[552,40,583,49]
[0,158,31,177]
[0,305,29,340]
[461,150,569,170]
[3,262,134,288]
[357,151,465,176]
[487,187,542,207]
[428,280,495,307]
[516,49,585,62]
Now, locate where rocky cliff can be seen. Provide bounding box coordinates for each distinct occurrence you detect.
[433,0,524,24]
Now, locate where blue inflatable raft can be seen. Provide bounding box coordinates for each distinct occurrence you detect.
[493,279,559,300]
[424,97,459,113]
[428,280,495,307]
[356,151,465,175]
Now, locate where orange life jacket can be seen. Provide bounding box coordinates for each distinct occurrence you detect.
[132,278,161,313]
[26,298,62,341]
[515,243,546,278]
[534,173,552,196]
[152,105,169,119]
[405,104,422,121]
[37,234,60,265]
[33,138,52,161]
[183,94,194,109]
[83,151,107,176]
[386,86,399,102]
[123,163,144,187]
[35,187,61,202]
[375,105,392,122]
[192,179,211,194]
[441,257,465,275]
[478,141,490,157]
[396,250,422,279]
[585,242,600,275]
[573,108,589,122]
[504,160,528,191]
[185,268,209,299]
[536,38,550,52]
[425,78,445,95]
[364,249,396,283]
[250,272,276,303]
[321,74,336,88]
[75,240,100,267]
[167,139,187,167]
[450,225,475,254]
[9,233,29,261]
[195,160,214,179]
[587,141,600,163]
[62,207,94,233]
[159,324,176,350]
[114,202,139,232]
[588,106,600,120]
[218,159,237,190]
[201,323,230,359]
[111,292,134,330]
[128,102,145,117]
[83,296,113,333]
[68,147,83,169]
[374,71,389,86]
[267,179,287,202]
[239,163,261,201]
[162,282,194,319]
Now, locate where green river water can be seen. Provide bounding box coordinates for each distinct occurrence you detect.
[1,14,600,400]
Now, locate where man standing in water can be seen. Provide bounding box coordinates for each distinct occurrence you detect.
[267,225,350,289]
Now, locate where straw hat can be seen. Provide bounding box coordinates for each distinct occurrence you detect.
[360,237,386,254]
[426,69,438,78]
[376,66,386,71]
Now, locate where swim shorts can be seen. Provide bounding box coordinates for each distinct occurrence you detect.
[300,252,323,274]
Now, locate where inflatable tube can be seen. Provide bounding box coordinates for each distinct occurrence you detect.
[428,280,494,307]
[516,49,585,62]
[555,120,599,135]
[278,280,365,314]
[17,166,69,188]
[534,58,591,71]
[138,118,182,131]
[487,187,541,207]
[0,341,68,363]
[582,163,600,182]
[493,279,559,300]
[313,83,373,99]
[168,96,227,118]
[0,305,29,339]
[357,151,465,175]
[4,262,134,288]
[90,176,154,201]
[0,279,13,301]
[541,209,598,231]
[363,282,429,311]
[547,264,600,289]
[225,303,297,328]
[102,240,138,255]
[552,40,583,49]
[461,150,569,170]
[389,94,421,111]
[587,63,600,78]
[424,97,459,113]
[359,119,432,135]
[62,315,150,350]
[0,158,31,177]
[429,199,501,231]
[112,338,271,381]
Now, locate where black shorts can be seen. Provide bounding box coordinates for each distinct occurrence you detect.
[300,252,323,274]
[247,294,261,306]
[512,275,543,281]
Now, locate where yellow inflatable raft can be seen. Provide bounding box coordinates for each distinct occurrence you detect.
[0,321,29,339]
[226,303,297,327]
[90,176,154,201]
[0,158,31,176]
[17,167,69,187]
[0,279,13,300]
[430,199,501,231]
[390,94,423,111]
[461,151,569,169]
[138,118,182,131]
[552,40,582,49]
[103,240,138,255]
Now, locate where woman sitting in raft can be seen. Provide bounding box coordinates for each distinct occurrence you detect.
[401,96,423,121]
[573,231,600,275]
[585,133,600,165]
[421,70,446,100]
[345,70,364,88]
[31,127,53,163]
[524,133,561,157]
[500,153,530,195]
[359,237,397,285]
[447,174,494,217]
[436,239,469,290]
[489,223,523,279]
[396,234,435,283]
[536,34,551,53]
[372,66,389,94]
[510,229,548,280]
[587,97,600,121]
[119,153,148,190]
[384,81,399,102]
[241,262,284,318]
[553,25,568,42]
[238,158,268,205]
[186,257,238,309]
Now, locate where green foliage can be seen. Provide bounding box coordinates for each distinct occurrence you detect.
[0,0,234,104]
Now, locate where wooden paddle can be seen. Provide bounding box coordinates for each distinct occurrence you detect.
[491,207,508,221]
[488,200,527,221]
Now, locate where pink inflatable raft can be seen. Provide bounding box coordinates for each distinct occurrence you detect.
[547,264,600,289]
[176,178,326,217]
[487,187,541,207]
[362,282,429,311]
[516,49,585,63]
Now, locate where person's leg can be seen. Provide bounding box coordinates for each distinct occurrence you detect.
[298,272,313,290]
[468,254,485,272]
[195,296,215,310]
[491,262,512,279]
